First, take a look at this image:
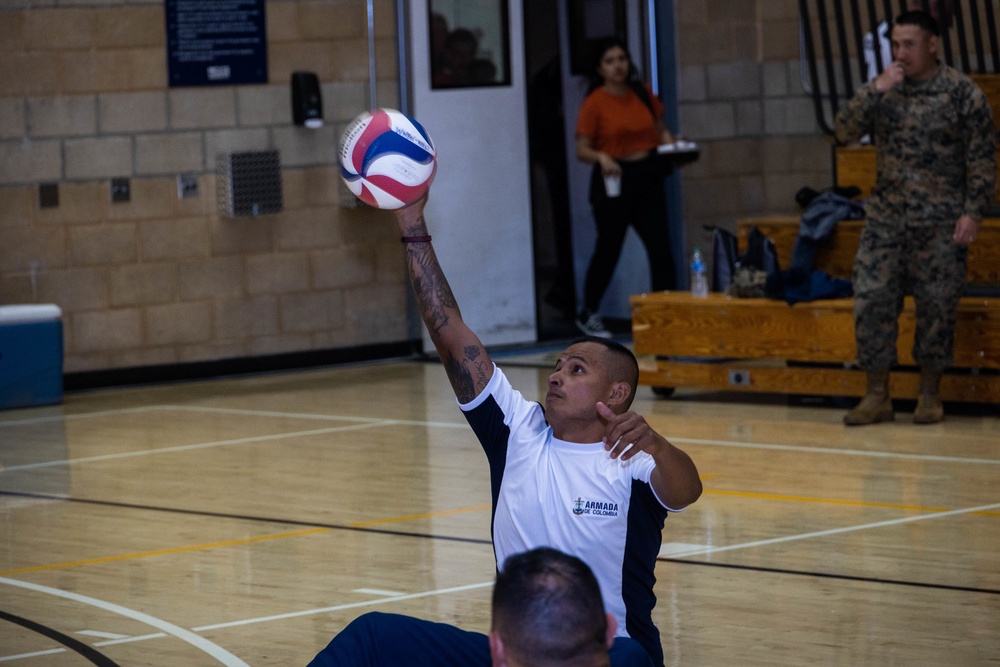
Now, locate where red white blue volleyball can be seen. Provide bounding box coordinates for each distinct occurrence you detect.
[338,108,437,209]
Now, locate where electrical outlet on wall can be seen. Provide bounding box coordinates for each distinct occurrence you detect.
[111,178,130,203]
[39,183,59,208]
[177,174,199,199]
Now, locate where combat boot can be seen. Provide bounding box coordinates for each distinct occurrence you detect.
[913,368,944,424]
[844,370,894,426]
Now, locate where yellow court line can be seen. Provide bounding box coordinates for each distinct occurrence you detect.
[704,488,1000,516]
[0,527,331,576]
[349,504,491,528]
[0,505,493,577]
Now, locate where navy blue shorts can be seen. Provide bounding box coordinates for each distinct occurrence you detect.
[308,612,655,667]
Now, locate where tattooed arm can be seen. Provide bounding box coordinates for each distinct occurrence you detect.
[394,196,494,403]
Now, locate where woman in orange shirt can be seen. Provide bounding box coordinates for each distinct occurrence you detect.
[575,37,677,337]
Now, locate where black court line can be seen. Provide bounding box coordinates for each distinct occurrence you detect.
[660,558,1000,596]
[5,490,998,597]
[0,609,121,666]
[0,490,493,548]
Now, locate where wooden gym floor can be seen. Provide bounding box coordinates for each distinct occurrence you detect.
[1,348,998,666]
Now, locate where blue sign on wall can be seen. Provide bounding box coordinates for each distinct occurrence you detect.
[166,0,268,87]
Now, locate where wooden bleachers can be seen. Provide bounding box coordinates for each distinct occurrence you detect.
[630,74,1000,405]
[735,217,1000,284]
[630,219,1000,403]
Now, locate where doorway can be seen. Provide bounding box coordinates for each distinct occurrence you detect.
[524,0,577,340]
[523,0,681,341]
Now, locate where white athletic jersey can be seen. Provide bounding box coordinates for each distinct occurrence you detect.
[460,366,673,665]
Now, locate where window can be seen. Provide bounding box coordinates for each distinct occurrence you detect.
[429,0,511,89]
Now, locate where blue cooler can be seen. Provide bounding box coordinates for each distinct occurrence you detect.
[0,305,64,409]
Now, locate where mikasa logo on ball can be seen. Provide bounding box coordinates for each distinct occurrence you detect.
[338,108,437,210]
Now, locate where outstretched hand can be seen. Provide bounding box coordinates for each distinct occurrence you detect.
[596,402,664,461]
[396,192,429,216]
[597,403,703,508]
[405,192,429,209]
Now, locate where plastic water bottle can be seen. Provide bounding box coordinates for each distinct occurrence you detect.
[690,248,709,298]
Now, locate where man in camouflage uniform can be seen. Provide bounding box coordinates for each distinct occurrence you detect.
[835,9,996,425]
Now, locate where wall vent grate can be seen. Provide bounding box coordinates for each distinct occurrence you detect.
[216,150,283,217]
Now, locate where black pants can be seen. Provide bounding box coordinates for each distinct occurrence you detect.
[583,157,675,312]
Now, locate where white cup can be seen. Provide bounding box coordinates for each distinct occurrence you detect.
[603,173,621,198]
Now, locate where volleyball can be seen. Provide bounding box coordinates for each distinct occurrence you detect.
[338,108,437,209]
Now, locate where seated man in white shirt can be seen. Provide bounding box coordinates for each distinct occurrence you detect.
[309,192,702,667]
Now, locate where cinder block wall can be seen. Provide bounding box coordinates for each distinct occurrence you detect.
[0,0,406,374]
[677,0,833,256]
[2,0,834,375]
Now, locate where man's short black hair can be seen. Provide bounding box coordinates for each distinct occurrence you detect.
[894,9,940,36]
[492,547,607,665]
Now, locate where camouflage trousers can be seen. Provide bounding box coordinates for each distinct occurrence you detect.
[853,223,967,371]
